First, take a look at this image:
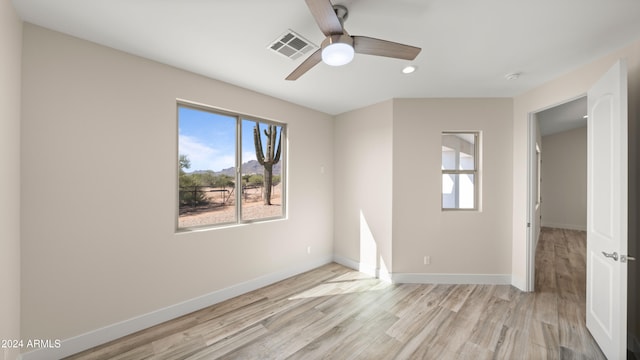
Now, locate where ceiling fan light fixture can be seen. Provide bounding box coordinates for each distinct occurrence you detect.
[321,35,354,66]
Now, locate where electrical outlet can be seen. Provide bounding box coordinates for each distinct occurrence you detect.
[424,256,431,265]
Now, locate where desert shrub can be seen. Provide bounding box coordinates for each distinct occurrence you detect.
[246,174,264,187]
[178,154,208,206]
[213,174,235,188]
[271,175,281,186]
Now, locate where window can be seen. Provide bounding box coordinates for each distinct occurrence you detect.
[177,103,285,229]
[442,132,479,210]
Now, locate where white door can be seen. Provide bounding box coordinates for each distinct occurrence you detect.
[586,59,628,359]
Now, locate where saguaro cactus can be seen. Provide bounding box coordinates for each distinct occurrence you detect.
[253,122,281,205]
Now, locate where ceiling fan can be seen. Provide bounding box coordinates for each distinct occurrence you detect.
[286,0,422,80]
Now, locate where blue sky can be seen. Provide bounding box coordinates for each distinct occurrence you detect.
[178,106,282,173]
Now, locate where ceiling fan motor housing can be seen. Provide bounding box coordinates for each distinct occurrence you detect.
[322,34,353,48]
[333,4,349,26]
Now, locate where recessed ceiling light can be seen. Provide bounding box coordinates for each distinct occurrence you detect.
[402,65,417,74]
[505,72,522,80]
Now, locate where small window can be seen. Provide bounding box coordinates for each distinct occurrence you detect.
[178,103,285,229]
[442,132,479,210]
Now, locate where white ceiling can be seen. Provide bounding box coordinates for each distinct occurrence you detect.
[12,0,640,115]
[537,96,587,137]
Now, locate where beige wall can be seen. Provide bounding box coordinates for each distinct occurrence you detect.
[392,99,513,276]
[333,101,393,278]
[0,1,22,359]
[540,126,587,230]
[21,24,334,344]
[333,98,513,279]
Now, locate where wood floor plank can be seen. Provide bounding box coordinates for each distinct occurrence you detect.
[286,307,398,360]
[222,281,387,359]
[438,285,496,354]
[468,318,505,352]
[385,283,453,342]
[535,250,557,292]
[391,306,456,359]
[184,324,269,360]
[493,283,520,301]
[349,332,403,360]
[105,344,153,360]
[477,293,512,325]
[182,297,302,347]
[504,291,535,331]
[555,243,570,259]
[385,283,433,317]
[528,319,559,350]
[555,271,581,303]
[558,298,601,358]
[455,341,494,360]
[438,284,476,312]
[493,325,529,359]
[526,341,559,360]
[66,228,607,360]
[532,291,559,325]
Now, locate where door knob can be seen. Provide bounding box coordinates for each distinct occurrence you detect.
[621,255,636,263]
[602,251,619,261]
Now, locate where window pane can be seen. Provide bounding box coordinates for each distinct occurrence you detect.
[442,133,475,170]
[442,174,475,209]
[178,106,237,228]
[241,119,284,221]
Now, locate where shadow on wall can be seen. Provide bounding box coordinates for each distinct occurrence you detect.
[359,210,391,282]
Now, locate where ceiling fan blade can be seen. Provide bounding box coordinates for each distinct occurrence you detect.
[286,49,323,81]
[305,0,343,36]
[353,36,421,60]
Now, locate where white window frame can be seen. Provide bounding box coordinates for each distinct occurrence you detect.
[176,101,287,230]
[441,131,479,211]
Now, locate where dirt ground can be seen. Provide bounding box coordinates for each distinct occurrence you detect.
[178,184,282,228]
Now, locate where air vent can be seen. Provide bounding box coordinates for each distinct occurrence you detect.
[268,29,318,60]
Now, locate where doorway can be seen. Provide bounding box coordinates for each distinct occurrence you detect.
[526,96,588,291]
[525,60,635,359]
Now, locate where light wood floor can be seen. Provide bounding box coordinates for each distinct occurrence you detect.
[66,228,604,359]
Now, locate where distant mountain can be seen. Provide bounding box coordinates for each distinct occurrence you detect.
[216,160,282,177]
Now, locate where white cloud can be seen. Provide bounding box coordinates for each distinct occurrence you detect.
[179,135,234,172]
[242,150,257,163]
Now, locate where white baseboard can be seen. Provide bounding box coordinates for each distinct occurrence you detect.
[332,255,392,282]
[541,223,587,231]
[332,255,359,272]
[20,256,334,360]
[392,273,512,285]
[333,255,511,286]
